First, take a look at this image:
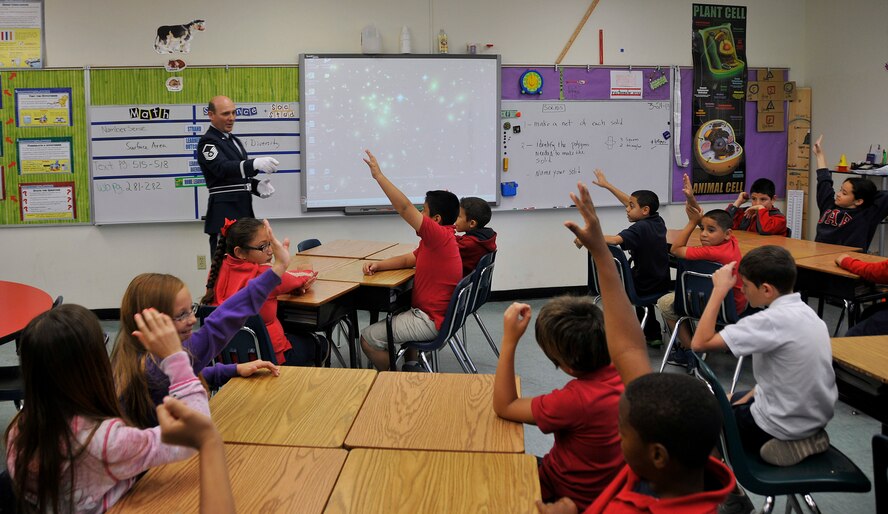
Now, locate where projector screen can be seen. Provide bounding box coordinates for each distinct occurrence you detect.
[299,54,500,211]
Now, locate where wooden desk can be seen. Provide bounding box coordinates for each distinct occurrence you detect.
[300,239,398,259]
[345,372,524,453]
[665,230,860,259]
[831,336,888,434]
[278,280,361,367]
[0,281,53,344]
[795,252,888,321]
[110,445,347,514]
[319,259,415,287]
[289,254,358,274]
[324,449,540,514]
[210,367,376,447]
[365,243,417,261]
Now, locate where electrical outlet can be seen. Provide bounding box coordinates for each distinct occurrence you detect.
[197,255,207,270]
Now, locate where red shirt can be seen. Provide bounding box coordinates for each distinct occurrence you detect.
[684,236,747,313]
[531,365,625,511]
[726,205,788,236]
[412,216,462,329]
[839,256,888,283]
[213,256,313,363]
[584,457,735,514]
[455,228,497,276]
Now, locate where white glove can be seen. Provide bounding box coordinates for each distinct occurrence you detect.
[257,178,275,199]
[253,156,279,174]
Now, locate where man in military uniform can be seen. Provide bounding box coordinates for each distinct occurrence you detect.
[197,95,279,253]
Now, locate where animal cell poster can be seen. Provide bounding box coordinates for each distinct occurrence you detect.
[691,4,747,197]
[0,1,43,69]
[17,137,73,175]
[15,88,72,127]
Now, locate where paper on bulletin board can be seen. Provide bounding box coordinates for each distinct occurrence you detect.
[0,1,43,69]
[19,182,76,221]
[0,166,4,200]
[17,137,73,174]
[610,70,643,99]
[15,88,72,127]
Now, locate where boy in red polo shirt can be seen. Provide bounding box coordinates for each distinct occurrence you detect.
[359,150,462,370]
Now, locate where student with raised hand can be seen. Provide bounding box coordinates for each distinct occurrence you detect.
[535,182,735,514]
[112,219,287,428]
[813,134,888,251]
[358,149,462,371]
[157,396,235,514]
[6,304,208,514]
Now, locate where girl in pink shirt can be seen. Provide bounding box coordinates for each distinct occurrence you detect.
[6,304,208,513]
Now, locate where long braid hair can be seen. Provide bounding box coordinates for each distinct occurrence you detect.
[201,217,264,305]
[110,273,184,429]
[7,305,125,513]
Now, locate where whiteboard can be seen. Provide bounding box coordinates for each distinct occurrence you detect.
[90,102,306,224]
[300,54,500,210]
[498,100,672,210]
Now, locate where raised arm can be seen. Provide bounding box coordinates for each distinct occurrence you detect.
[492,303,536,424]
[682,173,702,214]
[591,169,631,206]
[812,134,827,170]
[670,203,704,258]
[565,182,650,384]
[690,262,734,352]
[364,150,423,231]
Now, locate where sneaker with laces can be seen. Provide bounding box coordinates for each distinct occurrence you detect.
[401,360,429,373]
[666,347,695,369]
[718,491,755,514]
[760,429,830,466]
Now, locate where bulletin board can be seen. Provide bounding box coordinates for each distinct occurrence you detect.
[0,68,89,225]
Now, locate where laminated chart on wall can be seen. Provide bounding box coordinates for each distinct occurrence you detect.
[499,99,671,210]
[90,102,300,224]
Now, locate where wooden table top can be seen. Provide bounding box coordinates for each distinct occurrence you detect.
[210,367,377,447]
[666,230,861,260]
[324,449,540,514]
[0,281,53,343]
[365,243,418,261]
[110,445,347,514]
[319,260,415,287]
[288,254,358,274]
[795,251,888,278]
[299,240,399,259]
[831,336,888,383]
[278,279,359,307]
[345,372,524,453]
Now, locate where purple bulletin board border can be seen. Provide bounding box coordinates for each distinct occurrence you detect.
[502,66,788,204]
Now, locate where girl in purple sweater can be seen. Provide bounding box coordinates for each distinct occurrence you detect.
[111,219,290,428]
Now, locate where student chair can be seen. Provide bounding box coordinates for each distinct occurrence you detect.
[197,306,277,365]
[658,259,741,373]
[694,355,871,513]
[0,295,63,411]
[462,251,499,358]
[296,238,322,252]
[394,274,475,373]
[588,246,668,332]
[874,434,888,514]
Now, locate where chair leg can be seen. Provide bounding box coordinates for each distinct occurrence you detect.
[801,494,821,514]
[330,341,347,368]
[639,306,649,329]
[658,317,688,372]
[833,302,847,337]
[473,313,499,357]
[453,333,478,373]
[730,356,745,396]
[431,350,440,372]
[418,352,434,373]
[786,494,804,513]
[448,338,471,373]
[762,496,776,514]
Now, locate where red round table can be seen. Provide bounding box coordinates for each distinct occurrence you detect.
[0,281,53,344]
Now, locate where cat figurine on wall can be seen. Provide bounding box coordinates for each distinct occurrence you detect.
[154,19,206,54]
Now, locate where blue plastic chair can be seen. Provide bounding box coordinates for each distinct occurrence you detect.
[197,305,277,365]
[588,245,668,331]
[694,355,871,512]
[396,274,475,373]
[296,238,322,252]
[463,251,498,358]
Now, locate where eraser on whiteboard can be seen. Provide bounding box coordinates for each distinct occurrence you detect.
[501,181,518,196]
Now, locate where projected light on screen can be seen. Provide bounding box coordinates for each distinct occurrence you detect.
[300,54,500,210]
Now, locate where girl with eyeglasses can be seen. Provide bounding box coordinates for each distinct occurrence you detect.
[201,217,317,365]
[112,219,289,429]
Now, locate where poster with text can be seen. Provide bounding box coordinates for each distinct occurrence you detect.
[19,182,76,221]
[691,4,747,197]
[15,88,72,127]
[0,1,43,69]
[17,137,73,174]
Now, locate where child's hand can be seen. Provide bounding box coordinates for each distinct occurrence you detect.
[363,261,379,275]
[712,261,737,292]
[535,497,578,514]
[744,204,764,218]
[565,182,605,250]
[812,134,827,169]
[157,396,219,450]
[264,219,291,276]
[591,168,609,188]
[502,302,532,345]
[133,308,182,360]
[682,173,695,198]
[300,274,318,294]
[363,149,383,179]
[236,360,280,378]
[685,202,703,224]
[835,253,851,267]
[735,191,749,206]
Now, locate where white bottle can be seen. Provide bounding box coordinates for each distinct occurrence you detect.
[399,26,411,54]
[361,24,381,54]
